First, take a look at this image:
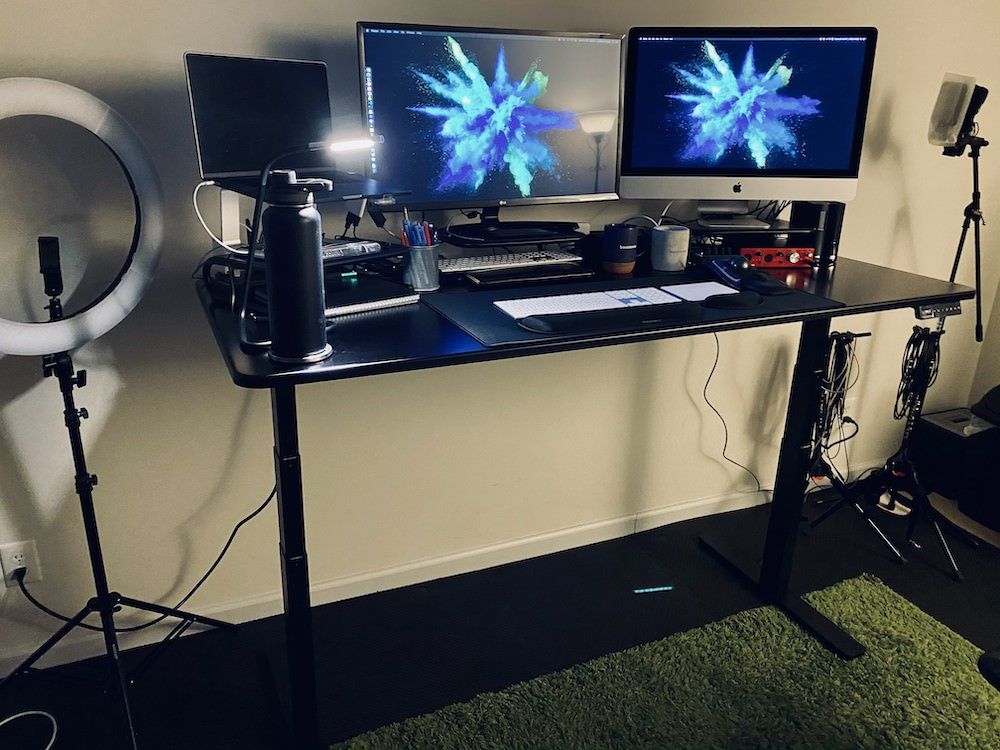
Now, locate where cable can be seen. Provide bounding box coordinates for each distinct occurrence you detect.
[621,215,659,226]
[894,326,942,421]
[14,486,277,634]
[811,331,866,480]
[14,570,98,632]
[0,710,57,750]
[193,181,244,255]
[703,333,764,493]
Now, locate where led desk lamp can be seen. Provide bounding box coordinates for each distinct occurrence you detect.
[0,78,232,750]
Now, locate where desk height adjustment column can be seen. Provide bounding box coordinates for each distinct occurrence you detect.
[701,317,866,661]
[759,317,833,599]
[271,384,320,749]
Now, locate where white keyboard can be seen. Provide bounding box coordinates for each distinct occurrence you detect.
[495,288,679,319]
[438,248,583,274]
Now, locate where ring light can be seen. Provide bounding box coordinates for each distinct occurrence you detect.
[0,78,164,356]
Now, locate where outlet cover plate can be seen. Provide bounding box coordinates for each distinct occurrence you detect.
[1,540,42,587]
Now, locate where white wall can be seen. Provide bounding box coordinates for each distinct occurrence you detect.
[1,0,998,667]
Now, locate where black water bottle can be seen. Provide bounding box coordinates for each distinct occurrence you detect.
[262,170,333,364]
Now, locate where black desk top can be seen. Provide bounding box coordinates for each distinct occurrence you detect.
[197,258,974,389]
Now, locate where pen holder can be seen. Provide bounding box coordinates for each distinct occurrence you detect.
[404,243,440,292]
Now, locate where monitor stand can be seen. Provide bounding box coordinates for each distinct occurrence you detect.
[696,200,770,230]
[443,206,586,247]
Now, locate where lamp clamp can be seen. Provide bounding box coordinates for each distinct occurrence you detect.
[263,169,333,205]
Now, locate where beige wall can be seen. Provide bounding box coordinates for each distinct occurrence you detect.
[2,0,998,664]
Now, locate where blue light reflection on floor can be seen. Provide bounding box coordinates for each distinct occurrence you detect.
[632,585,675,594]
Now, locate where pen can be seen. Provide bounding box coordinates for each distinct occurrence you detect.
[406,221,422,247]
[422,221,432,246]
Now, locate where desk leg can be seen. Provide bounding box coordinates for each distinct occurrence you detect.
[700,319,865,660]
[271,384,320,748]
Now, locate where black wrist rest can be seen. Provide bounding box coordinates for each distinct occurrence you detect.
[518,301,702,334]
[702,290,763,309]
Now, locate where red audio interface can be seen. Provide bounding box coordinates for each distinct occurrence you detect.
[739,247,814,268]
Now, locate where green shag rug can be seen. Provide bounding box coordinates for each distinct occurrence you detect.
[333,575,1000,749]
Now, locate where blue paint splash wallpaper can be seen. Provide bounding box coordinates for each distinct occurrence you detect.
[627,35,871,174]
[363,27,621,206]
[670,41,821,168]
[410,37,578,197]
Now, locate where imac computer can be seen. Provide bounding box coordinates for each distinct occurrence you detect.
[619,28,878,214]
[358,22,623,245]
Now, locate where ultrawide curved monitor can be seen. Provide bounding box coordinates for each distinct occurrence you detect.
[620,28,877,202]
[358,22,623,211]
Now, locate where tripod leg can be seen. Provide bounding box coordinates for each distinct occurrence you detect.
[972,156,984,342]
[930,517,963,581]
[116,595,237,631]
[853,503,907,563]
[939,517,982,548]
[903,485,922,546]
[948,214,972,284]
[97,602,140,750]
[907,463,963,580]
[0,604,93,690]
[128,619,193,684]
[808,496,848,529]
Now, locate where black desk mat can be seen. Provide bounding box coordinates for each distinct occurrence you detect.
[422,276,844,347]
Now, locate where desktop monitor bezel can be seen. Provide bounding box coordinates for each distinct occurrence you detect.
[618,27,878,202]
[356,21,624,212]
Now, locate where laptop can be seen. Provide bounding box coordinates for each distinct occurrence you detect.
[184,52,387,200]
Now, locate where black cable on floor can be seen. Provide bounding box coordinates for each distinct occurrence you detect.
[14,485,277,633]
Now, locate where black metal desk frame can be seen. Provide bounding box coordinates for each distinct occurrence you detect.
[198,258,973,749]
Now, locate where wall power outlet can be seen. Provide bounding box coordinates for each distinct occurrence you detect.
[0,540,42,588]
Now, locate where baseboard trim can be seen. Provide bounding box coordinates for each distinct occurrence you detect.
[0,490,768,672]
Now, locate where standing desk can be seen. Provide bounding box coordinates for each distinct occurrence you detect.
[196,257,973,748]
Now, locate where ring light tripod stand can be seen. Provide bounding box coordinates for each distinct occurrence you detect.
[0,240,235,750]
[0,78,232,749]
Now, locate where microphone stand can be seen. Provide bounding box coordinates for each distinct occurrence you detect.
[942,133,988,341]
[806,333,906,564]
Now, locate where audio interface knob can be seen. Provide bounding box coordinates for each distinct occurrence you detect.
[788,251,801,264]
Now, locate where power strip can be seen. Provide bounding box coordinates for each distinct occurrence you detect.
[916,301,962,319]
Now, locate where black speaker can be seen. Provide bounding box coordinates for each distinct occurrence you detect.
[790,201,845,269]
